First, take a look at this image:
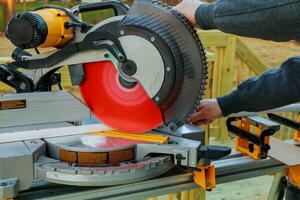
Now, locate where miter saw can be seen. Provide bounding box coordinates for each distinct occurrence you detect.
[0,0,231,198]
[4,0,208,133]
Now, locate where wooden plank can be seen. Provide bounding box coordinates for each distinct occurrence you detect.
[212,48,224,98]
[167,193,174,200]
[210,47,224,138]
[267,172,286,200]
[205,51,215,62]
[59,66,72,87]
[0,0,16,27]
[202,58,214,144]
[236,37,269,75]
[180,191,189,200]
[217,36,236,143]
[0,57,12,64]
[221,36,236,96]
[176,192,182,200]
[188,189,205,200]
[269,137,300,165]
[198,30,229,48]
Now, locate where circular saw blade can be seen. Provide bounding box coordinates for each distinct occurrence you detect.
[80,61,163,132]
[79,0,208,132]
[121,0,208,128]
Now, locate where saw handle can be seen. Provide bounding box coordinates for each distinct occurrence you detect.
[77,1,129,16]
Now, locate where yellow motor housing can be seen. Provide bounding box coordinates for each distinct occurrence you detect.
[6,8,74,49]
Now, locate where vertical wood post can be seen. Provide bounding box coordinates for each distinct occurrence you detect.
[3,0,16,27]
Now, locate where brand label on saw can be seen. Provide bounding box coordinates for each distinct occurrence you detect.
[0,100,26,110]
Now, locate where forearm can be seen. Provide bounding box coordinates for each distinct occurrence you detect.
[217,57,300,116]
[196,0,300,41]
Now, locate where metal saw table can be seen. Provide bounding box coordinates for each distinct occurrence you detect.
[14,153,285,200]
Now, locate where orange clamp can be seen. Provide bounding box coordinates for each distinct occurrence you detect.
[235,118,270,160]
[288,165,300,187]
[294,115,300,142]
[193,164,216,191]
[295,131,300,142]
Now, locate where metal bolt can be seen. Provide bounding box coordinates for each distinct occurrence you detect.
[166,67,171,72]
[6,76,12,81]
[150,37,155,42]
[118,54,125,61]
[19,82,26,90]
[120,30,125,35]
[104,53,110,58]
[154,96,160,102]
[167,122,177,133]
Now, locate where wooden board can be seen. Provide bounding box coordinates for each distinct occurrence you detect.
[269,137,300,166]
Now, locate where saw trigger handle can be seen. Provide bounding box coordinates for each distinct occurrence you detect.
[77,1,129,16]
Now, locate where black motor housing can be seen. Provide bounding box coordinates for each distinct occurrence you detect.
[6,13,48,49]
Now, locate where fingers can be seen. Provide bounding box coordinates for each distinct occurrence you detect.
[194,119,213,126]
[196,104,205,111]
[189,103,208,122]
[189,98,223,125]
[189,109,205,123]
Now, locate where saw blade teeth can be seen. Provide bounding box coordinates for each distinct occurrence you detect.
[166,8,208,124]
[186,113,192,120]
[129,0,208,126]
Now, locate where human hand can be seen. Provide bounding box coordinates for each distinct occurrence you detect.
[173,0,206,25]
[189,99,223,125]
